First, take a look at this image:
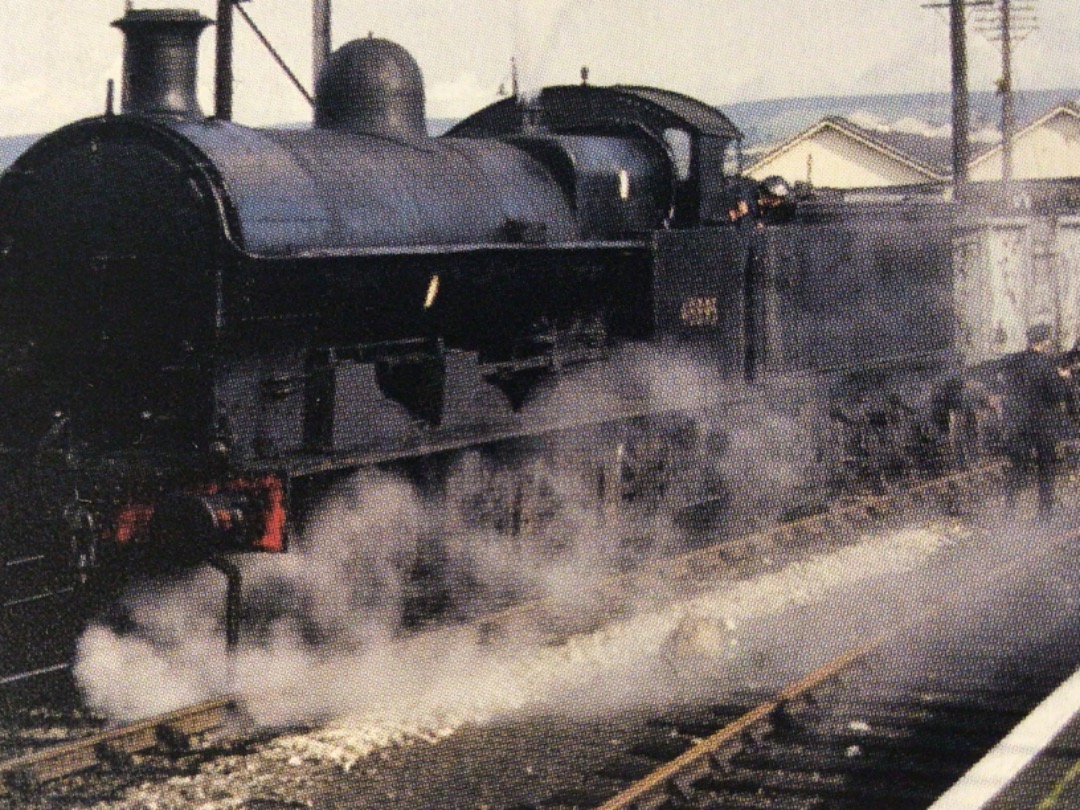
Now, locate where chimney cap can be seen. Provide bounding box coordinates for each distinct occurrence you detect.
[112,7,213,119]
[112,8,214,30]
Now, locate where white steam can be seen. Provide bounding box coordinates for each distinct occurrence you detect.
[509,0,599,101]
[74,346,831,727]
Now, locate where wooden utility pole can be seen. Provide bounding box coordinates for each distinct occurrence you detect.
[925,0,983,199]
[950,0,971,199]
[215,0,234,120]
[972,0,1037,195]
[313,0,332,87]
[1000,0,1015,186]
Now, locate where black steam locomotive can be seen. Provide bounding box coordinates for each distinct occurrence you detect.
[0,10,957,681]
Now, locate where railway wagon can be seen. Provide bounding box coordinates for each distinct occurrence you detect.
[0,8,956,682]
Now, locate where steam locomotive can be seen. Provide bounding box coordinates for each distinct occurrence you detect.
[0,9,958,682]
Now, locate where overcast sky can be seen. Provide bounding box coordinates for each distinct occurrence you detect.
[0,0,1076,136]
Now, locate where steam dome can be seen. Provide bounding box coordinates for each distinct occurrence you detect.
[314,37,427,140]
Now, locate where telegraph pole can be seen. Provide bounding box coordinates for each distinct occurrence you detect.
[950,0,971,198]
[924,0,984,200]
[215,0,234,120]
[1000,0,1015,185]
[313,0,332,86]
[972,0,1037,195]
[928,1,1035,199]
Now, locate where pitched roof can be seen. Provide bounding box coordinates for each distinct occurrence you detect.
[745,101,1080,182]
[854,125,955,177]
[968,101,1080,169]
[744,115,952,181]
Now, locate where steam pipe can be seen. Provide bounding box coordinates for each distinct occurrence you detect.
[209,556,242,677]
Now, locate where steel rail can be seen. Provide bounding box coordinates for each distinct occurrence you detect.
[596,490,1070,810]
[596,646,874,810]
[0,697,236,796]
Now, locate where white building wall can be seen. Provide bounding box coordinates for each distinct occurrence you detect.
[953,218,1034,365]
[1055,216,1080,351]
[954,215,1080,365]
[747,127,931,189]
[970,113,1080,181]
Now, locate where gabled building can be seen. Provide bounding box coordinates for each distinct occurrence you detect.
[969,102,1080,181]
[744,101,1080,191]
[744,116,951,189]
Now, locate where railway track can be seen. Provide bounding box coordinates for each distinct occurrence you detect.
[546,520,1078,810]
[553,662,1067,810]
[0,460,1026,801]
[0,698,236,797]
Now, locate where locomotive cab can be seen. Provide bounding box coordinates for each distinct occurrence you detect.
[447,83,744,229]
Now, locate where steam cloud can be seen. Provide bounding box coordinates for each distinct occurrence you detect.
[73,345,829,726]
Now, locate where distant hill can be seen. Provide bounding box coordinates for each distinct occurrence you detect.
[0,134,40,170]
[725,87,1080,150]
[1,89,1077,171]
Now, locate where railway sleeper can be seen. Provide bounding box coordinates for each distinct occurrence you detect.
[522,784,631,809]
[715,759,951,791]
[153,721,193,754]
[679,789,823,810]
[728,744,966,780]
[841,677,1061,703]
[827,692,1035,716]
[778,719,1001,760]
[695,783,936,810]
[92,738,136,770]
[692,766,845,796]
[646,717,731,739]
[709,699,775,719]
[764,704,1009,750]
[701,762,952,809]
[829,708,1026,739]
[629,735,696,762]
[596,755,662,782]
[845,727,1013,762]
[858,692,1047,723]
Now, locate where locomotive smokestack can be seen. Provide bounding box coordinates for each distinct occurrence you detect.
[112,8,214,119]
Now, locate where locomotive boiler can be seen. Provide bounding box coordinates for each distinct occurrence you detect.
[0,9,958,682]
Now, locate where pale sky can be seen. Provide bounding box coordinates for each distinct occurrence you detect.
[0,0,1076,136]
